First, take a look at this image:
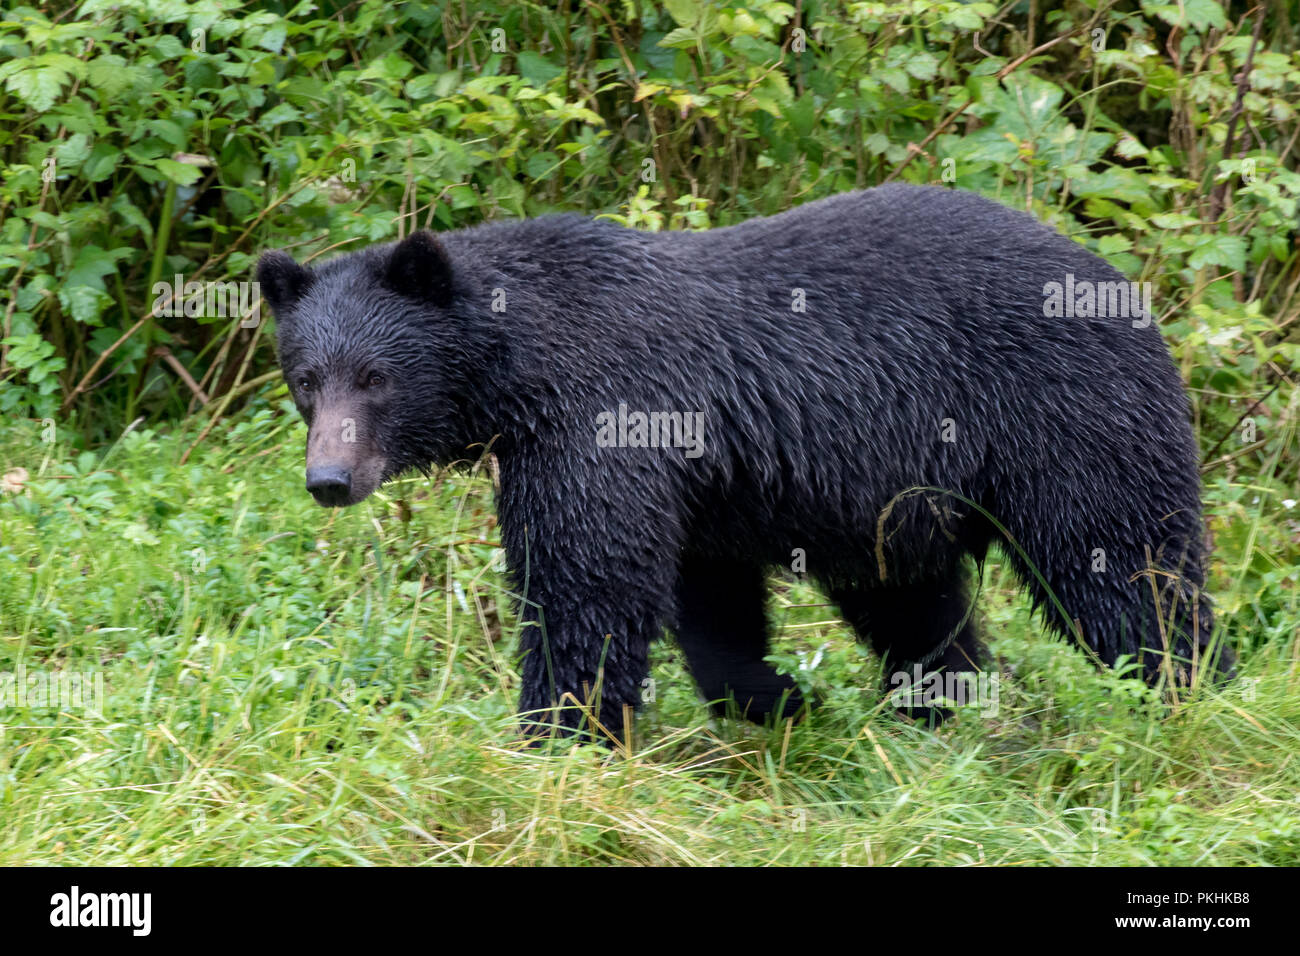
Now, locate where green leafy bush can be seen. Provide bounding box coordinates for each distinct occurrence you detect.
[1,1,1294,433]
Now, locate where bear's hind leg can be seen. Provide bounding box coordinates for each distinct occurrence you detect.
[989,480,1232,687]
[673,555,804,723]
[829,576,988,726]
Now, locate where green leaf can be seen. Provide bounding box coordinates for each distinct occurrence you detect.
[405,74,439,100]
[53,133,92,167]
[1142,0,1227,32]
[0,333,56,371]
[122,521,160,547]
[87,54,131,100]
[942,3,995,30]
[255,21,287,54]
[1115,136,1149,159]
[151,158,203,186]
[878,67,910,94]
[65,245,122,290]
[149,34,188,59]
[58,245,128,325]
[788,94,816,138]
[5,65,68,111]
[664,0,702,27]
[58,286,112,325]
[1150,212,1199,229]
[515,50,564,86]
[1097,234,1133,255]
[147,119,187,149]
[659,27,698,50]
[1070,167,1154,207]
[260,103,302,127]
[1187,234,1247,272]
[904,51,939,82]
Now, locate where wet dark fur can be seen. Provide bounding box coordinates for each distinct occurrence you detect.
[259,183,1232,741]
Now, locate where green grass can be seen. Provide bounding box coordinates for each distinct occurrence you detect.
[0,393,1297,866]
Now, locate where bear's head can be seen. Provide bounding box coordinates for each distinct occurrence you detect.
[257,231,488,507]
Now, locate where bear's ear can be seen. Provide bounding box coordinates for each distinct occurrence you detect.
[256,251,314,316]
[385,230,455,308]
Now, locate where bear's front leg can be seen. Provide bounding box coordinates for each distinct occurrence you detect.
[514,598,658,744]
[496,449,681,745]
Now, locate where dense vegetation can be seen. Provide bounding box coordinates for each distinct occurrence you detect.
[0,1,1296,864]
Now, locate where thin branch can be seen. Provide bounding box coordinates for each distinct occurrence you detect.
[153,346,209,404]
[1208,8,1265,223]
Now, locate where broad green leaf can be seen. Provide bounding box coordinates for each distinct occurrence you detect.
[5,66,67,111]
[659,27,698,50]
[904,51,939,82]
[515,50,565,86]
[1187,234,1247,272]
[152,158,204,186]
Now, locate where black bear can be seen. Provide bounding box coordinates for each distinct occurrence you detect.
[258,184,1232,740]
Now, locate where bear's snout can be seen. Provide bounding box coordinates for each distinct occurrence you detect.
[302,404,388,506]
[305,464,353,507]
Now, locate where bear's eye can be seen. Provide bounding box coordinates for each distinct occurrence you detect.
[296,375,314,392]
[365,372,385,389]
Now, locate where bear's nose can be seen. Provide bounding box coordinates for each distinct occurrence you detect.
[305,465,352,507]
